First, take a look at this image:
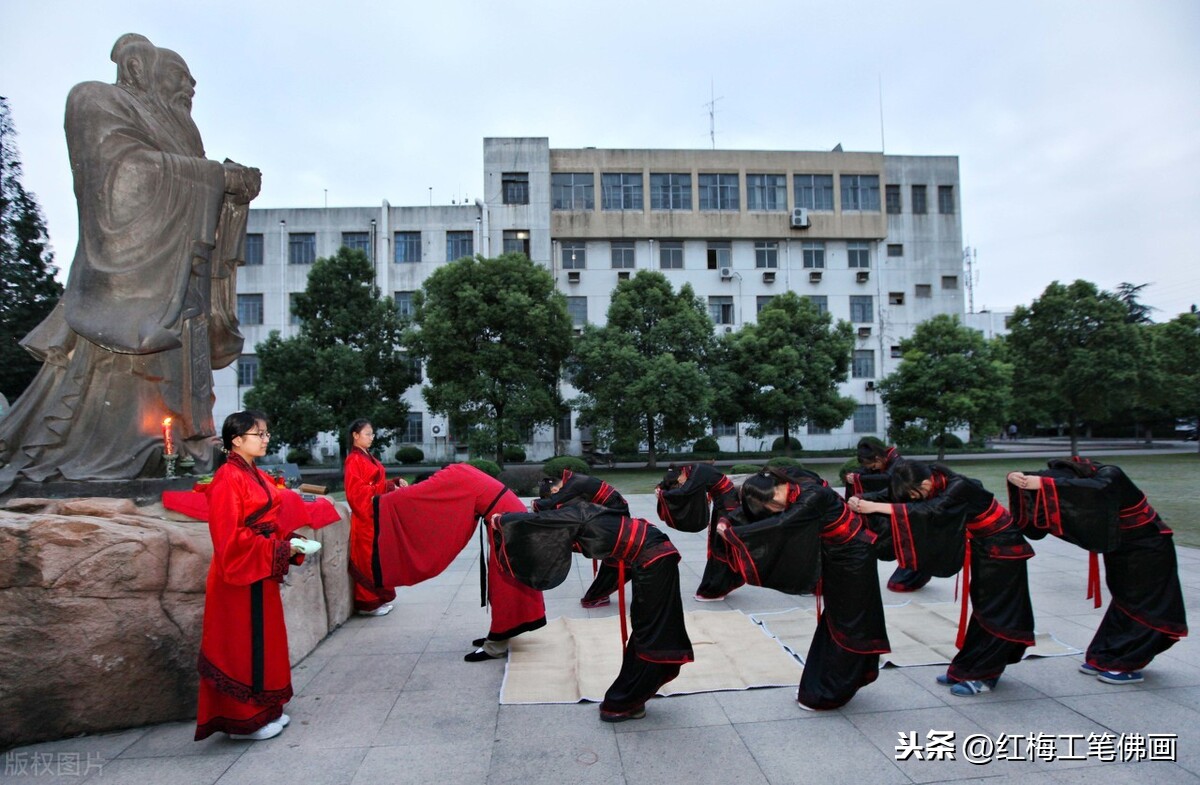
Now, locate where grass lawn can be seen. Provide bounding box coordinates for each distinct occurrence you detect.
[589,453,1200,548]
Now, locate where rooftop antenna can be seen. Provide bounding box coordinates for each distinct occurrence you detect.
[964,246,978,313]
[878,74,886,153]
[705,78,723,149]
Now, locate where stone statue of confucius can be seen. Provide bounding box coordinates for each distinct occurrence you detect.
[0,34,261,491]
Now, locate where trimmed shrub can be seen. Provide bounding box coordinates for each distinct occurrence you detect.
[770,436,802,453]
[766,456,804,470]
[286,446,311,466]
[933,433,964,450]
[729,463,763,474]
[611,439,639,456]
[692,436,720,454]
[395,445,425,464]
[466,458,501,477]
[543,456,589,476]
[499,466,543,496]
[503,444,527,463]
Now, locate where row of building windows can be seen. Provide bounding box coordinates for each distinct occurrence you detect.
[238,279,957,332]
[559,239,875,271]
[540,171,956,216]
[242,230,479,266]
[546,171,886,212]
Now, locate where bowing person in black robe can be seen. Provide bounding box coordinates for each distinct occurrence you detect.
[851,460,1035,697]
[719,467,889,711]
[490,504,693,722]
[534,470,630,608]
[656,463,744,601]
[1008,458,1187,685]
[845,439,930,593]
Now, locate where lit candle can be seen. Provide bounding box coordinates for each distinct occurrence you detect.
[162,417,174,456]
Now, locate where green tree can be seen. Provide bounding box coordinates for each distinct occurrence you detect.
[0,97,62,402]
[1114,281,1156,324]
[878,314,1012,460]
[727,292,856,452]
[704,332,754,450]
[1154,311,1200,454]
[244,247,415,458]
[1006,280,1140,455]
[570,271,714,468]
[405,253,571,465]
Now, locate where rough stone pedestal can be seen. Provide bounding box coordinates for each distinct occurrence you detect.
[0,496,352,748]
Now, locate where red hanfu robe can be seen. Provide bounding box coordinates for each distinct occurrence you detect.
[195,454,298,740]
[375,463,546,640]
[343,447,397,612]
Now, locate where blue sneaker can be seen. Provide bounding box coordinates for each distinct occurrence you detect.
[949,678,998,697]
[1096,670,1143,685]
[1078,662,1100,675]
[936,673,959,685]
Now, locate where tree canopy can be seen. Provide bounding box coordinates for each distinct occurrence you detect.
[404,253,572,465]
[569,271,714,467]
[243,246,415,457]
[878,314,1011,459]
[1154,311,1200,453]
[1005,280,1140,454]
[725,291,856,451]
[0,97,62,402]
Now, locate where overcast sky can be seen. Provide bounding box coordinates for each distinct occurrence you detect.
[3,0,1198,318]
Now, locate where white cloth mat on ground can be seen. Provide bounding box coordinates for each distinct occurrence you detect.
[500,610,802,704]
[750,601,1081,666]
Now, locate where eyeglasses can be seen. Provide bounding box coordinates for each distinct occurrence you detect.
[241,431,271,440]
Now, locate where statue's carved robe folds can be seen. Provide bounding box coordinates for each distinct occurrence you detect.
[0,81,247,490]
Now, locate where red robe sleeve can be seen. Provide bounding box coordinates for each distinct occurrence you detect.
[207,466,291,585]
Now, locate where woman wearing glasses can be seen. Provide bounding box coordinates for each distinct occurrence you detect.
[344,419,403,617]
[195,410,304,742]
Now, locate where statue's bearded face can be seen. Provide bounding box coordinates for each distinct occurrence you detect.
[153,52,195,116]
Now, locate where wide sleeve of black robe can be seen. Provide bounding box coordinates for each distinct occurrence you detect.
[1007,469,1121,552]
[717,493,825,596]
[886,478,970,577]
[656,463,730,532]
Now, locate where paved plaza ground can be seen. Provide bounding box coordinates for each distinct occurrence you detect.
[4,485,1200,784]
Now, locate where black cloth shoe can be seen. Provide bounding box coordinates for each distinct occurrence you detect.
[599,706,646,723]
[471,637,487,648]
[464,648,504,662]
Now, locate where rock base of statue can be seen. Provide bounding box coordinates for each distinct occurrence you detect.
[0,496,353,748]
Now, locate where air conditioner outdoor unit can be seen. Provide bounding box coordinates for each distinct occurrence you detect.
[762,271,776,283]
[723,325,733,334]
[429,415,449,438]
[567,270,581,283]
[865,381,876,391]
[617,270,631,280]
[790,207,810,228]
[856,270,870,283]
[858,326,872,338]
[809,270,822,283]
[719,266,734,279]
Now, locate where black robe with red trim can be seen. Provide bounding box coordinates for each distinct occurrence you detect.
[880,471,966,579]
[843,449,928,591]
[492,504,693,713]
[533,470,631,604]
[719,469,889,710]
[895,470,1035,681]
[1010,463,1187,671]
[656,463,744,599]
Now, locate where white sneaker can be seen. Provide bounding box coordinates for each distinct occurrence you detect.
[694,594,728,602]
[357,604,393,617]
[278,713,290,728]
[228,721,283,741]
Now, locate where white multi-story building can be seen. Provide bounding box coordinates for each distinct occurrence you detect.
[220,137,965,461]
